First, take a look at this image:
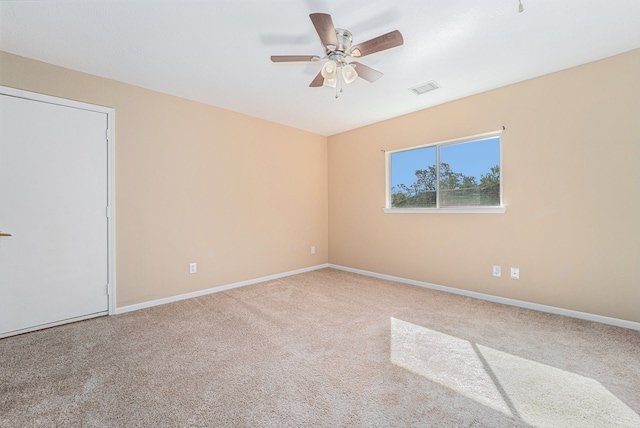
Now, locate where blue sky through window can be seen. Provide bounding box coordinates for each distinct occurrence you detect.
[391,136,500,190]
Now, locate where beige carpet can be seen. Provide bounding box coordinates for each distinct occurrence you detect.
[1,268,639,427]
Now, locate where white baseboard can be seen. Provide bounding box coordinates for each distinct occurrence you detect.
[115,264,330,315]
[328,264,640,331]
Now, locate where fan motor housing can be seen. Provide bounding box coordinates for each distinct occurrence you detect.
[331,29,353,54]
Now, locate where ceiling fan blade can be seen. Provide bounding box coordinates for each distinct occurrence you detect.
[350,30,403,58]
[351,62,383,83]
[309,13,339,50]
[271,55,321,62]
[309,71,324,87]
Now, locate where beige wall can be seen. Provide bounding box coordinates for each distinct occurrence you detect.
[1,51,328,307]
[328,49,640,323]
[2,49,638,323]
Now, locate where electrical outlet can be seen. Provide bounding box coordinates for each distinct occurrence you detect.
[510,267,519,280]
[311,246,316,254]
[189,262,197,274]
[492,265,501,277]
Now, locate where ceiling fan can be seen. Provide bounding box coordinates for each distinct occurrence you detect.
[271,13,403,93]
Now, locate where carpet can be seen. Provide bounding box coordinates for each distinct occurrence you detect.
[1,268,639,427]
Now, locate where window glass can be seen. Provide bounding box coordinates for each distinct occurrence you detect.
[439,137,500,207]
[390,146,436,208]
[389,135,501,209]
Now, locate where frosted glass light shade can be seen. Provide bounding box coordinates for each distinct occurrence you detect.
[342,64,358,84]
[323,76,337,88]
[321,60,337,79]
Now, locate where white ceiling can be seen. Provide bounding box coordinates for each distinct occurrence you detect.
[1,0,639,136]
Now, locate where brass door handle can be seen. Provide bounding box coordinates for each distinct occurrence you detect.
[0,231,12,237]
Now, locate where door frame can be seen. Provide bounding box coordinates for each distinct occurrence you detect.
[1,85,116,316]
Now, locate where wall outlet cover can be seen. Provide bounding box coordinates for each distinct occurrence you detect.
[492,265,501,277]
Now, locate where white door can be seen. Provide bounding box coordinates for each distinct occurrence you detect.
[0,92,110,337]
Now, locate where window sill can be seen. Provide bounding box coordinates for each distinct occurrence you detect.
[383,206,506,214]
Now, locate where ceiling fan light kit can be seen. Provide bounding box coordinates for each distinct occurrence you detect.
[271,13,403,97]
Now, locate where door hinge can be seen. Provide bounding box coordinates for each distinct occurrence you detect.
[106,206,110,218]
[105,128,109,142]
[106,283,110,296]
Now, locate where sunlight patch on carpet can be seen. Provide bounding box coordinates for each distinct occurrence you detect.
[390,317,640,427]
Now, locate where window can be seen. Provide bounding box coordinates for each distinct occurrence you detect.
[386,132,503,213]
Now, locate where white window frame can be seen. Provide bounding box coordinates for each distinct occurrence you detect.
[383,130,505,214]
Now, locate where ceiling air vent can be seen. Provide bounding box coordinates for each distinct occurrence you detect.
[409,81,441,96]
